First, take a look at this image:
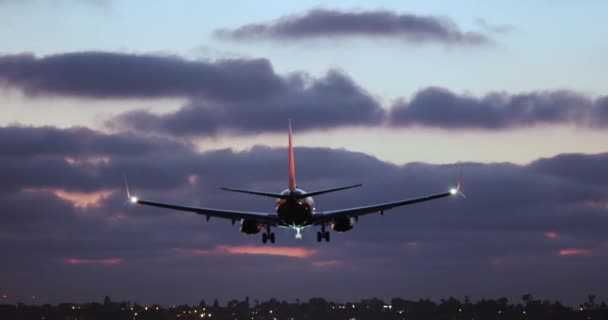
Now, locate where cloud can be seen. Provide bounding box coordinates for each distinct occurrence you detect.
[544,231,559,239]
[530,153,608,188]
[389,87,608,129]
[215,9,490,45]
[0,52,385,134]
[110,85,608,136]
[107,70,385,136]
[65,258,124,266]
[0,52,285,100]
[475,18,514,34]
[3,51,608,134]
[558,248,591,256]
[0,126,193,192]
[0,125,190,158]
[2,125,608,303]
[311,260,344,267]
[22,188,115,209]
[173,245,318,259]
[216,245,317,258]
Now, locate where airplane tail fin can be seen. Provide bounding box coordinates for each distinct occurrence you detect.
[288,119,297,191]
[221,121,361,199]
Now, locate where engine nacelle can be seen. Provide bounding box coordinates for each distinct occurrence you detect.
[331,216,354,232]
[240,219,262,235]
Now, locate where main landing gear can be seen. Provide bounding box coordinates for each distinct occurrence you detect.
[262,225,275,244]
[317,225,330,242]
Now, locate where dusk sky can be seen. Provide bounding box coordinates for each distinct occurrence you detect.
[1,0,607,306]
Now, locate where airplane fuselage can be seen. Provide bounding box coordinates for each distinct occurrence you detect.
[276,188,315,227]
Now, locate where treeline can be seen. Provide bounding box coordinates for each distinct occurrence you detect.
[0,294,606,320]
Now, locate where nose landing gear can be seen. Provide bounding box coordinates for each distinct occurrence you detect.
[295,227,303,240]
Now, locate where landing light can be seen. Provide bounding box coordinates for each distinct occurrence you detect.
[449,188,457,195]
[130,196,138,203]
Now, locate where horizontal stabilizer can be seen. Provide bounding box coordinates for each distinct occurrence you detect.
[297,184,362,198]
[221,184,362,199]
[221,187,288,199]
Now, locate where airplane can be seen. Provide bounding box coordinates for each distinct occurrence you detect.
[125,120,464,243]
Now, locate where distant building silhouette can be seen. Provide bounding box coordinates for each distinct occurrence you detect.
[0,294,606,320]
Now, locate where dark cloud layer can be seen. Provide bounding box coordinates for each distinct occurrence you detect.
[108,70,385,135]
[0,52,284,100]
[530,153,608,188]
[389,87,608,129]
[2,51,607,134]
[110,86,608,137]
[0,52,386,134]
[215,9,490,45]
[1,125,607,304]
[0,125,189,157]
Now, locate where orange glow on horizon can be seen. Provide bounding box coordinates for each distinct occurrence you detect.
[217,245,317,258]
[22,188,115,209]
[173,245,318,259]
[311,260,344,267]
[558,248,591,256]
[172,248,214,256]
[66,258,123,265]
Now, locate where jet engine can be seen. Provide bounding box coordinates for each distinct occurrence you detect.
[331,216,353,232]
[240,219,262,234]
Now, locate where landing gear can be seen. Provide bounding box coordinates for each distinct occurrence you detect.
[262,232,275,244]
[317,225,330,242]
[262,226,275,244]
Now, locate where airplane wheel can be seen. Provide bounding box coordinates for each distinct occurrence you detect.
[324,231,330,242]
[270,233,276,244]
[262,233,268,244]
[317,231,322,242]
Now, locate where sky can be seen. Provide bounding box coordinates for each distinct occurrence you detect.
[0,0,607,306]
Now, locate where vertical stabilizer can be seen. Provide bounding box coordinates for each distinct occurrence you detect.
[288,119,297,191]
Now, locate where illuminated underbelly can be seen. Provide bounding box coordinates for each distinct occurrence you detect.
[276,200,312,226]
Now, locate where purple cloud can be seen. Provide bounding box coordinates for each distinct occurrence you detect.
[0,52,285,100]
[215,9,490,45]
[107,70,385,135]
[389,87,608,129]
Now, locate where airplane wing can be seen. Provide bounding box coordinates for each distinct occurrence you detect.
[131,198,281,225]
[311,186,462,225]
[123,175,280,225]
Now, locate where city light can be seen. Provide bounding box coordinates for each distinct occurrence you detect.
[0,297,604,319]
